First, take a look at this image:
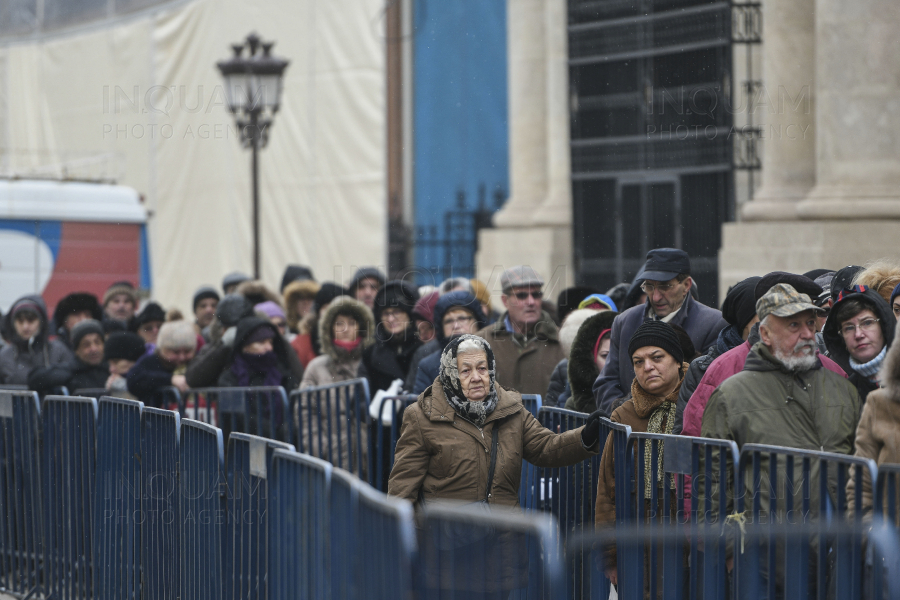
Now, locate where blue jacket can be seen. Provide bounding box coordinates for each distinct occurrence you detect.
[592,293,727,416]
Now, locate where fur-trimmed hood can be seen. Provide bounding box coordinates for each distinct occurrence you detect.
[283,279,320,332]
[317,295,375,363]
[880,317,900,401]
[235,280,283,308]
[823,286,896,369]
[567,310,618,410]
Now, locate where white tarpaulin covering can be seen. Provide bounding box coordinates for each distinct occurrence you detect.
[0,0,386,311]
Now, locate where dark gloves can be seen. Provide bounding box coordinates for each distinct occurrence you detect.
[581,409,603,448]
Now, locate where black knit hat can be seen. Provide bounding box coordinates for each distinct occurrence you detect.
[314,283,352,313]
[130,302,166,331]
[721,276,762,331]
[104,332,147,362]
[373,280,420,323]
[192,286,220,311]
[280,264,315,292]
[71,319,104,351]
[754,272,822,302]
[627,320,684,364]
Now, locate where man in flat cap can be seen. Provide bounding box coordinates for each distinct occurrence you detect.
[594,248,727,416]
[475,265,564,395]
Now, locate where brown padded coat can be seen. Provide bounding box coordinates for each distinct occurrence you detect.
[388,381,597,507]
[848,319,900,518]
[475,311,565,396]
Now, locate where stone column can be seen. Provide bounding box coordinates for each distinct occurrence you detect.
[477,0,574,304]
[740,0,816,221]
[795,0,900,219]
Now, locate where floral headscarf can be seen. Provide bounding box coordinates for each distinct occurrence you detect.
[438,334,499,426]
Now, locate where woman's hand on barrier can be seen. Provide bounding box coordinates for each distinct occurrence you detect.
[581,409,603,448]
[605,567,617,586]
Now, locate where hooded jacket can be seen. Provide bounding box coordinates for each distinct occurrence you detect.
[564,310,618,413]
[822,287,896,404]
[412,292,487,394]
[475,311,564,396]
[283,279,320,334]
[593,292,728,416]
[300,296,375,388]
[217,317,299,390]
[680,324,846,438]
[847,319,900,518]
[0,295,75,385]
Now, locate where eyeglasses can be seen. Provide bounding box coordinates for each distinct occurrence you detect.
[640,282,676,294]
[841,318,880,337]
[443,315,475,327]
[513,290,543,301]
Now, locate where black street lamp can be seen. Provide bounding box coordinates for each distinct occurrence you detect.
[217,33,289,280]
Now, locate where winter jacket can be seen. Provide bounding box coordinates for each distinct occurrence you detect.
[672,324,746,435]
[28,358,109,395]
[300,296,375,388]
[545,359,568,407]
[388,382,597,507]
[127,352,178,407]
[475,311,565,395]
[565,310,618,413]
[0,295,75,386]
[595,367,687,567]
[290,311,320,368]
[217,317,299,391]
[410,292,488,395]
[822,287,896,405]
[593,294,728,416]
[700,343,859,525]
[405,339,439,393]
[681,324,846,438]
[359,327,421,394]
[847,325,900,518]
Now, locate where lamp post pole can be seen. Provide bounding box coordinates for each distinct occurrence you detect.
[217,33,288,281]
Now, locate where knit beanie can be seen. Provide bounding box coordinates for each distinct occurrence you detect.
[222,271,251,293]
[412,291,440,324]
[255,301,286,320]
[193,286,220,311]
[104,332,147,362]
[373,280,420,323]
[71,319,104,350]
[103,281,138,307]
[890,282,900,309]
[627,320,684,364]
[721,276,762,331]
[130,302,166,331]
[315,283,352,313]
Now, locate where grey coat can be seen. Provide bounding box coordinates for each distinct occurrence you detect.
[0,295,75,386]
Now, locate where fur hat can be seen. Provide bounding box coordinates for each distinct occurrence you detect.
[235,280,283,308]
[559,308,602,357]
[567,310,618,412]
[103,281,138,308]
[53,292,103,330]
[104,332,147,362]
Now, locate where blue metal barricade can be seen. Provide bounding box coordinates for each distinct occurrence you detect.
[876,463,900,524]
[417,503,563,599]
[521,394,542,418]
[330,468,359,600]
[141,406,181,600]
[290,379,371,483]
[373,394,417,492]
[179,418,225,600]
[737,444,878,600]
[93,397,143,600]
[355,483,416,599]
[268,450,332,600]
[0,391,43,597]
[181,387,291,443]
[72,388,109,399]
[42,395,98,600]
[224,432,294,600]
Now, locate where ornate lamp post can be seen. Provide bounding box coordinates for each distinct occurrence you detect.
[217,33,289,279]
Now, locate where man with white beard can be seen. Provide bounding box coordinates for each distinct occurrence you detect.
[701,283,860,453]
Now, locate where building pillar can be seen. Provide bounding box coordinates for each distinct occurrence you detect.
[477,0,574,303]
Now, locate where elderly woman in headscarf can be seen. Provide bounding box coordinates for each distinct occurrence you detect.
[388,333,602,597]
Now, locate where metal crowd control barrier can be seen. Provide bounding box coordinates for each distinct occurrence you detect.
[290,379,371,483]
[877,463,900,524]
[736,444,878,600]
[372,394,417,492]
[141,406,181,600]
[521,394,542,418]
[179,419,225,600]
[569,521,900,600]
[72,388,110,399]
[42,395,98,600]
[330,468,359,600]
[355,483,416,599]
[620,433,739,600]
[224,432,294,600]
[180,387,291,443]
[417,502,563,599]
[269,450,332,600]
[93,397,143,600]
[0,391,43,597]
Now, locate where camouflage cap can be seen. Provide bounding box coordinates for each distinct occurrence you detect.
[756,283,823,321]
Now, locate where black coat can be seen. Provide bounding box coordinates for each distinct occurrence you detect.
[126,352,175,407]
[359,328,421,394]
[217,316,300,391]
